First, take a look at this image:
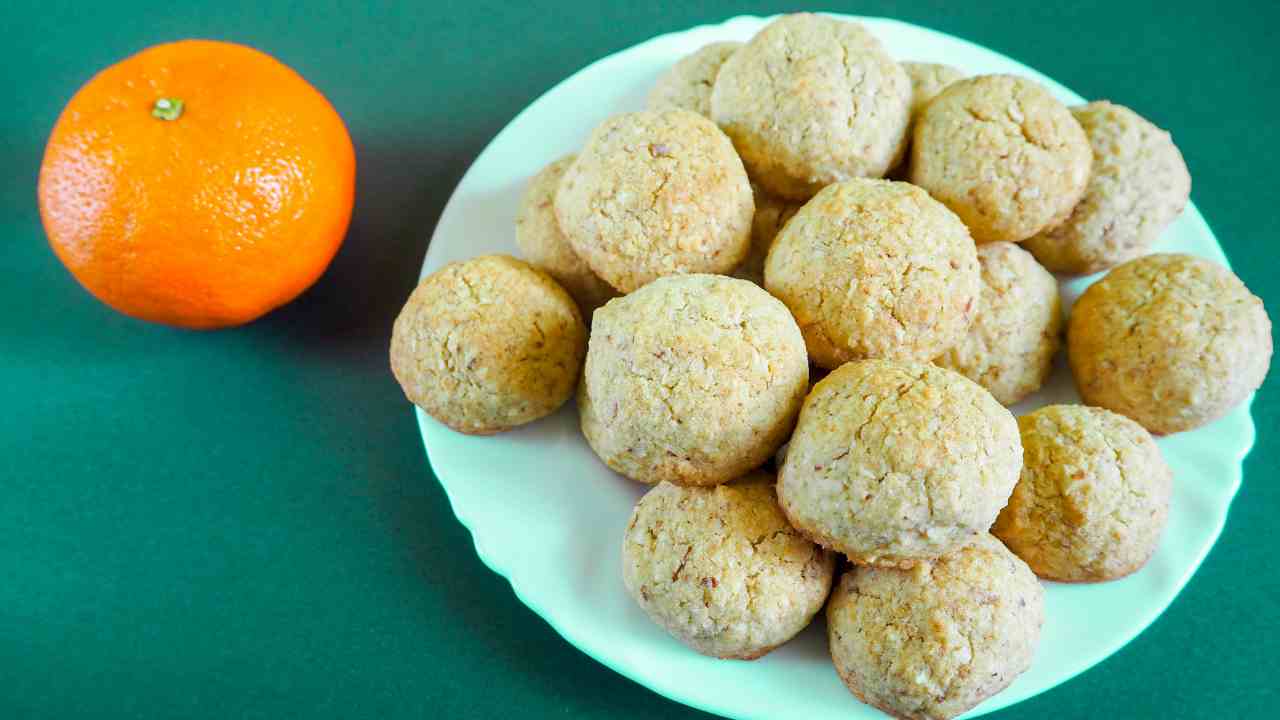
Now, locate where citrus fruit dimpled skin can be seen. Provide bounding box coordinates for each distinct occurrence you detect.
[38,39,356,329]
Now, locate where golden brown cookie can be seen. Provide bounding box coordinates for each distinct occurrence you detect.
[910,74,1092,243]
[777,360,1022,567]
[647,41,742,117]
[827,535,1044,720]
[514,155,616,315]
[1068,253,1271,434]
[579,274,809,485]
[934,242,1062,405]
[710,14,911,199]
[993,405,1172,582]
[764,179,980,368]
[389,255,587,434]
[1024,101,1191,274]
[621,473,835,659]
[555,109,753,292]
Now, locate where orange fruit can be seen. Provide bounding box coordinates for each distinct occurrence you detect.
[38,40,356,329]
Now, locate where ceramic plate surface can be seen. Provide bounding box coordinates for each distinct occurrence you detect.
[418,14,1254,719]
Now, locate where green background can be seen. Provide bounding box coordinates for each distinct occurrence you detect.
[3,1,1276,717]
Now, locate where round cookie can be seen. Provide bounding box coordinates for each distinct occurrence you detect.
[647,41,742,117]
[621,474,836,659]
[514,155,616,314]
[580,274,809,485]
[710,14,911,199]
[732,184,801,286]
[993,405,1172,582]
[827,534,1044,720]
[934,242,1062,405]
[1024,101,1191,274]
[555,109,753,292]
[390,255,587,435]
[902,61,964,120]
[777,360,1022,567]
[764,179,981,368]
[910,74,1092,243]
[1068,253,1271,434]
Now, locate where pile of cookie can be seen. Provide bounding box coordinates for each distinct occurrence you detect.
[389,13,1272,720]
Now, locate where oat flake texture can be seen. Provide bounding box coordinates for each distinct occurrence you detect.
[554,109,753,292]
[993,404,1172,582]
[764,179,981,368]
[777,359,1022,567]
[1068,252,1271,434]
[389,255,587,435]
[710,13,912,199]
[827,534,1044,720]
[621,474,835,659]
[579,274,809,486]
[910,74,1092,243]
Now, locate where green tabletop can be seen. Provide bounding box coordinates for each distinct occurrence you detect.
[3,1,1276,717]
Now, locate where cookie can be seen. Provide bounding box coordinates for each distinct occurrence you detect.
[514,155,616,314]
[827,534,1044,720]
[910,74,1092,243]
[555,109,753,292]
[710,14,911,199]
[647,41,742,117]
[390,255,587,435]
[621,474,836,659]
[934,242,1062,405]
[732,184,800,286]
[579,274,809,485]
[1068,253,1271,434]
[993,405,1172,582]
[764,179,981,368]
[902,61,964,120]
[777,360,1022,567]
[1024,101,1191,274]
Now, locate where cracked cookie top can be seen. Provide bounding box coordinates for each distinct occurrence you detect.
[1068,252,1271,434]
[389,254,587,435]
[621,473,836,659]
[1024,101,1191,275]
[554,109,753,292]
[993,404,1171,582]
[909,74,1092,243]
[710,13,912,199]
[764,179,981,368]
[827,534,1043,720]
[515,154,617,316]
[579,273,809,486]
[934,241,1062,406]
[777,359,1021,567]
[647,41,742,117]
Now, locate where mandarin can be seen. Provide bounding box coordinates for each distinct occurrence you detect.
[38,39,356,329]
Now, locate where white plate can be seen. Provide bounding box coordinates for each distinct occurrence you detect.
[418,14,1254,719]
